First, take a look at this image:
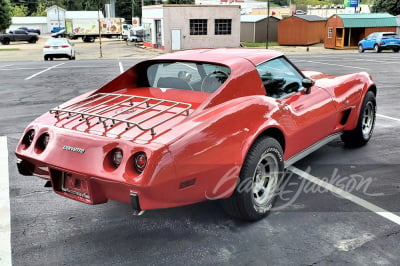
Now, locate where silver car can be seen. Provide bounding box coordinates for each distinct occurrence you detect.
[43,38,75,61]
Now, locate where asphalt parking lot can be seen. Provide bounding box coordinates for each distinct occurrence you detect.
[1,51,400,265]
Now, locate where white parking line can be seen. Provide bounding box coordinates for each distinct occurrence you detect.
[0,64,14,68]
[288,166,400,226]
[119,61,124,73]
[25,62,65,80]
[377,114,400,123]
[0,136,11,265]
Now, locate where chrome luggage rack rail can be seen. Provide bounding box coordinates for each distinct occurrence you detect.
[49,93,192,135]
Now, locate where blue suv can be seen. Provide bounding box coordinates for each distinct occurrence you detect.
[358,32,400,53]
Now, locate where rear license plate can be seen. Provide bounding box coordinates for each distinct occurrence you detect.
[61,172,90,200]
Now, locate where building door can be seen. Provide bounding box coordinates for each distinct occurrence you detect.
[171,29,181,50]
[155,20,162,49]
[335,28,344,47]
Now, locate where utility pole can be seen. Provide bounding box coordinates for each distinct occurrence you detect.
[266,0,270,49]
[98,2,103,58]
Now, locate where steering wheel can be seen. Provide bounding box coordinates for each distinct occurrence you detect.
[200,71,229,92]
[283,82,300,94]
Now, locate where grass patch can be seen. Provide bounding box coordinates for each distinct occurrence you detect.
[242,42,278,47]
[0,48,20,51]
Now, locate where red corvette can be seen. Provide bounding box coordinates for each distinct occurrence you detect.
[15,49,377,221]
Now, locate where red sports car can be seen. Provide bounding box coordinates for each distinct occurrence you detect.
[15,49,377,221]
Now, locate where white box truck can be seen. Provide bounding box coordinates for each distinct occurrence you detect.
[65,18,125,42]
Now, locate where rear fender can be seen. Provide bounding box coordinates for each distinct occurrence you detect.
[167,96,282,200]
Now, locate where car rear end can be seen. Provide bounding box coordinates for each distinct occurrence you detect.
[15,90,201,213]
[43,38,74,60]
[379,33,400,51]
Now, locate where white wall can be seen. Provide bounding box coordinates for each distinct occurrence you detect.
[143,5,241,51]
[47,6,66,32]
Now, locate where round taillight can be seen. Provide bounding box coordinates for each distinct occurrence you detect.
[37,133,50,151]
[112,149,123,168]
[134,152,147,173]
[34,133,50,153]
[22,129,35,147]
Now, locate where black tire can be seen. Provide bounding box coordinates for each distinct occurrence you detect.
[374,44,381,53]
[341,91,376,148]
[2,38,10,45]
[83,36,95,43]
[221,137,284,221]
[44,55,48,61]
[358,45,364,53]
[49,57,53,61]
[393,48,399,53]
[28,38,37,44]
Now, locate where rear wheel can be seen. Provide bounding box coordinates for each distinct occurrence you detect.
[221,137,283,221]
[28,38,37,44]
[358,45,364,53]
[374,44,381,53]
[44,55,48,61]
[393,48,399,53]
[1,38,10,45]
[341,91,376,147]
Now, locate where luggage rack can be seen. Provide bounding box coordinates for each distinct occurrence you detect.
[49,93,192,135]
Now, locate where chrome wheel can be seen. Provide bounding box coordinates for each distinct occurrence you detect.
[252,152,279,212]
[361,101,375,139]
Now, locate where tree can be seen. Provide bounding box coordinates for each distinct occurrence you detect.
[372,0,400,15]
[0,0,12,32]
[10,3,28,16]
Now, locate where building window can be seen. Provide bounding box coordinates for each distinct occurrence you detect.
[143,23,152,43]
[215,19,232,35]
[328,27,333,38]
[190,19,207,35]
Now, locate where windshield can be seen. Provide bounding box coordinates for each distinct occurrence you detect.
[147,61,231,93]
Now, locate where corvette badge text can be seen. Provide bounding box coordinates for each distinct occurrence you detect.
[62,145,85,154]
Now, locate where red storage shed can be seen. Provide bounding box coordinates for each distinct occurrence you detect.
[324,13,398,49]
[278,15,326,46]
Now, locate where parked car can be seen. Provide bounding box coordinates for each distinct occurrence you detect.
[358,32,400,53]
[51,29,66,38]
[0,30,38,45]
[51,27,65,33]
[15,48,377,221]
[43,38,75,61]
[17,27,41,35]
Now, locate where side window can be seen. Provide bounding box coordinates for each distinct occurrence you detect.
[256,57,304,99]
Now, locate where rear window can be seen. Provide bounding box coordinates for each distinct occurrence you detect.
[146,62,231,93]
[45,39,68,45]
[382,33,398,38]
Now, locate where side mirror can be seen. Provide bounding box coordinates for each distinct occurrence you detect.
[302,78,314,94]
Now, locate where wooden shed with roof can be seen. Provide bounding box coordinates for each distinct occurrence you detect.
[325,13,398,49]
[278,15,326,45]
[240,15,280,43]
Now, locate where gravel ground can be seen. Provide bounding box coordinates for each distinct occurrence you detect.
[0,34,163,61]
[0,34,358,62]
